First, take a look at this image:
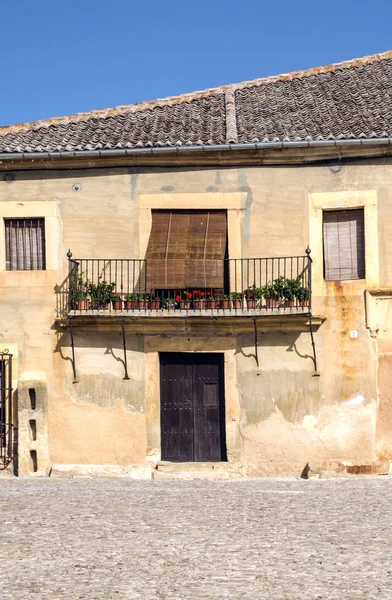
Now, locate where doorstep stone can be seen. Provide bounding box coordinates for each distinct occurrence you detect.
[50,463,153,479]
[153,470,230,480]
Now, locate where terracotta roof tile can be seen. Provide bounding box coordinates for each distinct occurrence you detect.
[0,50,391,153]
[235,57,392,143]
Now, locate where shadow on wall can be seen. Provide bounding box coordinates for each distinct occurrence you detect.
[235,331,316,370]
[53,325,322,420]
[53,327,144,383]
[54,275,70,319]
[235,332,322,425]
[53,325,316,383]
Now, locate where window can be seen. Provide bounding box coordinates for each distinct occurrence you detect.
[5,218,46,271]
[323,209,365,281]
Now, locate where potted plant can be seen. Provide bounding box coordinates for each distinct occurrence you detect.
[70,271,89,310]
[283,277,301,308]
[222,294,231,309]
[124,293,139,310]
[274,276,287,300]
[230,291,243,309]
[150,294,162,310]
[112,294,123,310]
[243,285,261,309]
[165,297,176,311]
[296,285,310,307]
[260,280,280,309]
[139,294,150,310]
[180,290,193,310]
[89,280,115,310]
[206,294,219,309]
[193,290,206,309]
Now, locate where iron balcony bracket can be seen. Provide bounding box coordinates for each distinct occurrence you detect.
[68,318,78,383]
[308,314,320,376]
[306,246,319,376]
[253,319,259,367]
[121,317,130,381]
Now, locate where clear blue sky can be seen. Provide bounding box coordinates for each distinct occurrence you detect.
[2,0,392,126]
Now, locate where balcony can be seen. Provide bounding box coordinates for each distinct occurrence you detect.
[57,253,317,334]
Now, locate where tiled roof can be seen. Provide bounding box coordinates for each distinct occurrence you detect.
[1,50,392,154]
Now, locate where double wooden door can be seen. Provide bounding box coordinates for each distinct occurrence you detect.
[160,353,226,462]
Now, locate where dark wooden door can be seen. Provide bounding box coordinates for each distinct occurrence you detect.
[160,353,226,462]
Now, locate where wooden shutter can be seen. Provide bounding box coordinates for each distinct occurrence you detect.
[145,210,227,290]
[5,218,46,271]
[145,212,189,289]
[186,211,227,287]
[323,209,365,281]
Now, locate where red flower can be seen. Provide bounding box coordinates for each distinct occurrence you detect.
[249,293,253,298]
[187,292,192,299]
[200,291,205,297]
[175,295,180,302]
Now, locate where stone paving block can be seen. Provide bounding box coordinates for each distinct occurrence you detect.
[0,477,391,598]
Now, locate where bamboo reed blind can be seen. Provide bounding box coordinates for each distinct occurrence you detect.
[5,218,46,271]
[323,209,365,281]
[145,210,227,289]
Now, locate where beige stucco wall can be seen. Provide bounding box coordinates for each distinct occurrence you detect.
[1,159,391,476]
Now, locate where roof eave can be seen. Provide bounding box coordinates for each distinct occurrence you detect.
[0,138,390,162]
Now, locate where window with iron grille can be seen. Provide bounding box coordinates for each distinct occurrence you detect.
[323,209,365,281]
[5,218,46,271]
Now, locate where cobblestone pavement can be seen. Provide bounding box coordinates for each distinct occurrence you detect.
[1,477,392,600]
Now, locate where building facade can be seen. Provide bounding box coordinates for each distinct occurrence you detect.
[1,51,392,478]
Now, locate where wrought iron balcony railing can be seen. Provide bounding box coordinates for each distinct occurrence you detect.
[64,252,312,317]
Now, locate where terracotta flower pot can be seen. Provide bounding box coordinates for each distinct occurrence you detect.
[222,300,231,309]
[150,300,161,310]
[112,300,123,310]
[247,299,256,309]
[207,300,218,309]
[266,297,279,309]
[124,300,138,310]
[139,299,149,309]
[194,300,206,310]
[76,299,89,310]
[180,301,192,310]
[232,299,242,310]
[298,300,309,307]
[285,299,295,308]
